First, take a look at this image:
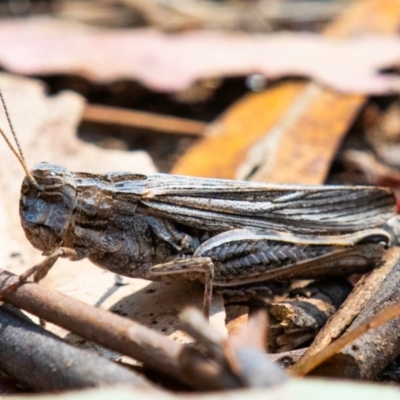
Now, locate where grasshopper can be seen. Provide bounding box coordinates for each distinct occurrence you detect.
[0,90,396,317]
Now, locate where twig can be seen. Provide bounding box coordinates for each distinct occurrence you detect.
[179,308,288,388]
[179,307,226,361]
[289,299,400,376]
[178,308,241,389]
[0,268,239,390]
[227,310,289,387]
[301,247,400,360]
[289,249,400,377]
[0,304,154,391]
[310,249,400,379]
[83,104,207,136]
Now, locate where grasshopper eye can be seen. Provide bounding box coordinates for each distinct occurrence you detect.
[41,176,64,203]
[42,191,63,204]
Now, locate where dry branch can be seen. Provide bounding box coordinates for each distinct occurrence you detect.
[0,267,241,390]
[299,247,400,361]
[290,299,400,376]
[290,248,400,376]
[311,251,400,379]
[0,304,154,391]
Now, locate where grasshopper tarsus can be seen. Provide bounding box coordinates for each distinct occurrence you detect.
[149,257,214,317]
[202,261,214,319]
[16,247,78,285]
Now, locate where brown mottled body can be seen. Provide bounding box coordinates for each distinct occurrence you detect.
[19,162,396,315]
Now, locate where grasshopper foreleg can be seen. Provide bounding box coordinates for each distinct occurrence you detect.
[148,257,214,318]
[20,247,79,284]
[0,247,80,295]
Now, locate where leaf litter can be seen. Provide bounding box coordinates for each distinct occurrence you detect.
[0,67,399,396]
[2,1,400,396]
[0,17,399,94]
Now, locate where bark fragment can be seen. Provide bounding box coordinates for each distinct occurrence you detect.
[268,279,352,352]
[311,250,400,379]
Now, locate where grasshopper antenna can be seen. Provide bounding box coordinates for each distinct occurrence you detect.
[0,88,36,184]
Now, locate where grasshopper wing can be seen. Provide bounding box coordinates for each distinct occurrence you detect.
[138,174,396,235]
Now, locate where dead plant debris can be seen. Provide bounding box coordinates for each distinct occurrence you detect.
[1,0,400,397]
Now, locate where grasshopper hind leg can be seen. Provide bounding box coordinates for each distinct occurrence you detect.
[193,228,389,285]
[148,257,214,318]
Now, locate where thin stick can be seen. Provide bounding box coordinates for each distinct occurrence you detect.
[0,304,154,391]
[0,267,240,390]
[83,104,207,136]
[299,247,400,361]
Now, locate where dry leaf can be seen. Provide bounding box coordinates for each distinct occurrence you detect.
[0,18,400,94]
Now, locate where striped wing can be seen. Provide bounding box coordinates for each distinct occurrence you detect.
[137,174,396,235]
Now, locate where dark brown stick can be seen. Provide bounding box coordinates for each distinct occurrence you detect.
[0,268,240,390]
[83,104,207,136]
[0,304,154,391]
[0,268,181,376]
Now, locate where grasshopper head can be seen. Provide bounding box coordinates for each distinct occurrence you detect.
[20,162,77,252]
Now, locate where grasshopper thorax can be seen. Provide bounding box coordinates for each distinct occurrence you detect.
[20,162,77,252]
